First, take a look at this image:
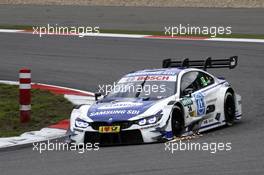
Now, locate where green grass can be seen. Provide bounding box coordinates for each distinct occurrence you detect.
[0,84,74,137]
[0,24,33,30]
[0,24,264,39]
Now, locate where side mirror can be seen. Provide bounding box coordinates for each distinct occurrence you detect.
[94,92,102,101]
[183,88,193,97]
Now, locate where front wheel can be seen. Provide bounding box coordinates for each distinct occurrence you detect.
[224,92,236,126]
[171,106,184,137]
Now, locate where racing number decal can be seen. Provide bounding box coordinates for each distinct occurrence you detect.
[194,92,206,116]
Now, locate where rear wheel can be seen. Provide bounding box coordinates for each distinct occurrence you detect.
[224,92,236,126]
[171,106,184,137]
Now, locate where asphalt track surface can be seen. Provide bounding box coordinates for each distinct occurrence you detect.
[0,31,264,175]
[0,5,264,34]
[0,5,264,175]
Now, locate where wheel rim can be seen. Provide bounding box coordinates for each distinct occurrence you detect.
[173,120,181,131]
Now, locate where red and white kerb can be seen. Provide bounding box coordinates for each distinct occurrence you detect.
[19,68,31,123]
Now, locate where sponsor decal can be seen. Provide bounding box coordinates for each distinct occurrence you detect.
[187,105,196,117]
[203,118,215,125]
[180,98,193,106]
[136,76,170,81]
[89,109,140,117]
[194,92,206,116]
[126,70,179,77]
[119,75,176,82]
[99,126,120,133]
[98,102,143,110]
[87,99,155,121]
[180,97,196,117]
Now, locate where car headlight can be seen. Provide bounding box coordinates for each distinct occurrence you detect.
[138,119,147,125]
[75,118,89,128]
[137,111,163,126]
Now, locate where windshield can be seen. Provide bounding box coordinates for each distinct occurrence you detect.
[106,75,177,100]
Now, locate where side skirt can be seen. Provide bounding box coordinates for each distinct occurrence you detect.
[180,121,226,137]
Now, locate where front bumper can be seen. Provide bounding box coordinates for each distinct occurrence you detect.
[84,130,143,145]
[70,121,171,145]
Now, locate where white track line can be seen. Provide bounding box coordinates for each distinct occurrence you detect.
[207,38,264,43]
[1,29,264,43]
[0,29,24,33]
[82,33,149,38]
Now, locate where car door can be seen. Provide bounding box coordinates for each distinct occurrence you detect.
[194,71,219,123]
[180,71,203,126]
[180,71,217,124]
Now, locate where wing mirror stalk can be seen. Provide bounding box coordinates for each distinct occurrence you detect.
[94,92,102,101]
[183,88,193,97]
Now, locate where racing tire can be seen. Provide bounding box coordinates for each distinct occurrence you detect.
[224,92,236,126]
[171,106,184,137]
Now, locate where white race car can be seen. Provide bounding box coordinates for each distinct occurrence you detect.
[69,56,242,145]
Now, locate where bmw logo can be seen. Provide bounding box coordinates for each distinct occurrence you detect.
[107,117,113,123]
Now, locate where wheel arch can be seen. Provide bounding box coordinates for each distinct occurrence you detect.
[171,102,185,119]
[226,87,235,96]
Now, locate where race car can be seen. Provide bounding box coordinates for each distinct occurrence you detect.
[69,56,242,145]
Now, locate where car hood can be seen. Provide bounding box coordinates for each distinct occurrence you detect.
[87,98,157,122]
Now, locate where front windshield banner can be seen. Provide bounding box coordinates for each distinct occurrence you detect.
[107,74,177,100]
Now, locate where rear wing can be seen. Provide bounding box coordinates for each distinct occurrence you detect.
[162,56,238,70]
